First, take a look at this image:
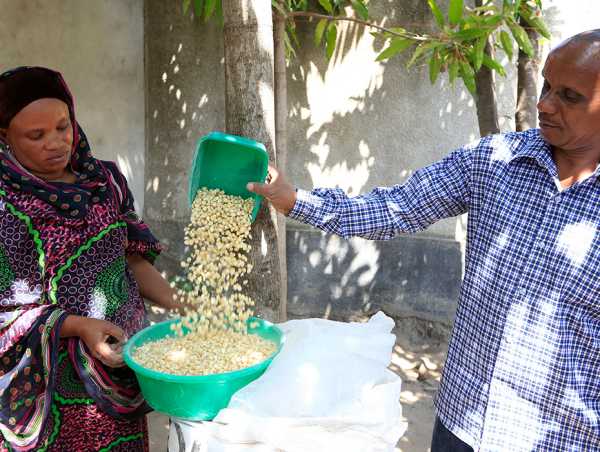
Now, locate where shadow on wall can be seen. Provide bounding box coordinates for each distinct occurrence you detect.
[282,1,490,320]
[144,0,531,322]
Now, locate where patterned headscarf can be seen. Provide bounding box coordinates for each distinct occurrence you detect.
[0,66,110,218]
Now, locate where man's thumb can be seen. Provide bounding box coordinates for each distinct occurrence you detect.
[247,182,266,195]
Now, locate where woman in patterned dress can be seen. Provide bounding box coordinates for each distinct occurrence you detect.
[0,66,180,451]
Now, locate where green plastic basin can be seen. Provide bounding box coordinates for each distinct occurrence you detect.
[123,317,283,421]
[188,131,269,222]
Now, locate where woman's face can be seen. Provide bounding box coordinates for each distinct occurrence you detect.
[1,98,73,179]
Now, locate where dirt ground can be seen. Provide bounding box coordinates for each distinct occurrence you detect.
[146,316,450,452]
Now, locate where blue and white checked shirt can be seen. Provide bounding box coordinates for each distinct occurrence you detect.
[288,129,600,451]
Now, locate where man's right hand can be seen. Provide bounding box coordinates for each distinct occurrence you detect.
[61,315,127,368]
[247,164,297,215]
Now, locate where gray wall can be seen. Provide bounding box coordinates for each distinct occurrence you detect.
[3,1,596,323]
[144,0,225,278]
[0,0,146,210]
[143,0,477,322]
[143,0,598,323]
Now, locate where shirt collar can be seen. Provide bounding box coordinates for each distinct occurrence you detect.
[509,129,557,178]
[510,128,600,182]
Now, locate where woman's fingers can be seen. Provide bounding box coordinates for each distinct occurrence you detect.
[96,341,125,368]
[105,323,127,345]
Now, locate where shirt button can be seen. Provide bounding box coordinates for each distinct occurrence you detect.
[517,287,527,297]
[534,241,543,249]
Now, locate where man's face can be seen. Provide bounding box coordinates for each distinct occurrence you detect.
[537,41,600,154]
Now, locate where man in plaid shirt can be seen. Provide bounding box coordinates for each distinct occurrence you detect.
[248,30,600,451]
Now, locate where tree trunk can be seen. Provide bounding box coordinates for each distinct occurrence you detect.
[273,12,288,321]
[222,0,281,321]
[474,0,500,137]
[515,16,541,131]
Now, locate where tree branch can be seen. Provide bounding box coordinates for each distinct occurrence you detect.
[286,11,430,41]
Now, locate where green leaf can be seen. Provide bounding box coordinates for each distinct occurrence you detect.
[215,0,223,26]
[513,0,522,18]
[284,31,297,58]
[326,23,337,60]
[389,27,407,35]
[459,61,477,95]
[407,42,438,68]
[375,38,415,61]
[288,22,300,47]
[530,17,551,40]
[183,0,192,14]
[351,0,369,20]
[448,59,459,86]
[427,0,445,28]
[452,28,489,41]
[449,0,464,26]
[315,19,328,47]
[272,0,287,15]
[204,0,216,20]
[318,0,333,14]
[477,15,503,28]
[429,51,443,84]
[519,9,551,40]
[193,0,204,17]
[482,53,506,76]
[472,36,487,71]
[472,4,499,14]
[499,30,514,60]
[509,22,534,56]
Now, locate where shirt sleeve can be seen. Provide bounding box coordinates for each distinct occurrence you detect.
[288,146,472,240]
[102,161,162,263]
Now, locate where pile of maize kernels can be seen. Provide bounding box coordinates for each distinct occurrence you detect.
[132,188,276,375]
[132,328,274,376]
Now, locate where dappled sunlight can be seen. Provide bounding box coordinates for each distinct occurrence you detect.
[501,298,557,387]
[259,80,276,147]
[556,221,595,267]
[486,381,546,449]
[307,137,374,196]
[261,230,268,257]
[478,290,570,448]
[454,214,468,274]
[116,155,133,182]
[490,134,514,162]
[562,387,599,425]
[303,25,386,139]
[389,327,448,452]
[340,238,380,289]
[8,279,42,305]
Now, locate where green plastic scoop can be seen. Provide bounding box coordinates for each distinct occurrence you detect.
[188,131,269,222]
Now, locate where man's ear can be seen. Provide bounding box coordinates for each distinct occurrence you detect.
[0,129,7,141]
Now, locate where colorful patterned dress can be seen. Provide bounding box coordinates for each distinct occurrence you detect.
[0,68,158,451]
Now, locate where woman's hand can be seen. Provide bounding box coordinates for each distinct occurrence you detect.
[61,315,127,368]
[246,164,297,215]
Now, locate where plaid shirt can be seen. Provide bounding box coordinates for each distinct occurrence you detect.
[289,129,600,451]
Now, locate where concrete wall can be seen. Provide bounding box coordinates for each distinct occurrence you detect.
[143,1,225,278]
[2,1,596,323]
[0,0,146,210]
[144,0,599,323]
